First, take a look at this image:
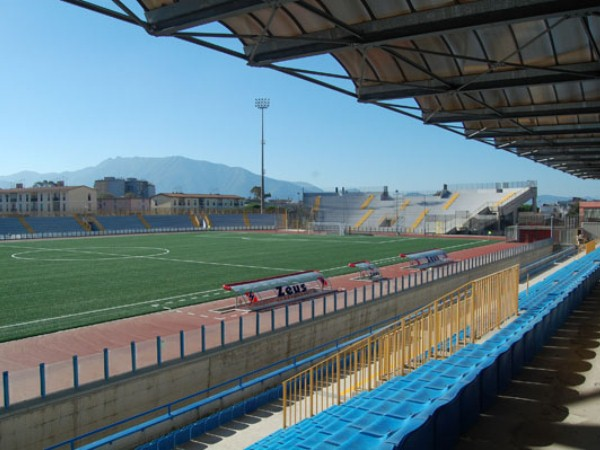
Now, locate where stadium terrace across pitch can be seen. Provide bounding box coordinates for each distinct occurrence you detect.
[0,232,492,341]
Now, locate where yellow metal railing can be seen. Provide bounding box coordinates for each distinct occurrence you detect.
[73,214,91,231]
[353,209,374,228]
[494,191,516,208]
[282,265,519,428]
[17,216,34,233]
[409,208,429,231]
[586,240,597,254]
[400,199,410,211]
[360,194,375,210]
[442,192,460,210]
[311,196,321,215]
[190,214,200,228]
[137,213,151,229]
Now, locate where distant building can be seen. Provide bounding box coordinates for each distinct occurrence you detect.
[94,177,156,198]
[98,197,151,215]
[151,193,244,214]
[0,184,96,215]
[580,201,600,222]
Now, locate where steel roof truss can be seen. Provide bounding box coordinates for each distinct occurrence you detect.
[358,62,600,101]
[245,0,600,64]
[424,101,600,124]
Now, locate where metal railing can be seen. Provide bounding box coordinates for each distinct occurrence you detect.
[0,243,546,411]
[282,265,519,428]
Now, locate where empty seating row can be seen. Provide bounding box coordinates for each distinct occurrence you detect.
[96,215,146,231]
[249,249,600,449]
[26,217,83,233]
[143,215,193,229]
[0,217,27,235]
[247,214,277,228]
[209,214,246,228]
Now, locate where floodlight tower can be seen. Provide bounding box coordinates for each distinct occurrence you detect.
[255,98,270,214]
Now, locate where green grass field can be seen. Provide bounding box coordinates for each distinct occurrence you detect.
[0,232,492,341]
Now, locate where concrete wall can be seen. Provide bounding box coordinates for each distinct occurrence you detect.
[0,244,553,450]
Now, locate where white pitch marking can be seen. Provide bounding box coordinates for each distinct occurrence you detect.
[0,288,224,331]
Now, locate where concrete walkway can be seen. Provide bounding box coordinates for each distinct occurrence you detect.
[457,281,600,449]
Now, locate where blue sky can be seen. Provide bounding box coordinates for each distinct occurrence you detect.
[1,1,599,198]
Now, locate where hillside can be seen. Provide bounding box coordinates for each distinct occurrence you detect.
[0,156,321,199]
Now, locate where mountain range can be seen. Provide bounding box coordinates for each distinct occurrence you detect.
[0,156,321,199]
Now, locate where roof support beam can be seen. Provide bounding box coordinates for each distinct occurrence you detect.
[144,0,298,35]
[358,62,600,101]
[423,101,600,124]
[246,0,600,64]
[508,138,600,149]
[473,123,600,138]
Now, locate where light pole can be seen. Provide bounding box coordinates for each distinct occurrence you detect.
[395,190,399,234]
[255,98,270,214]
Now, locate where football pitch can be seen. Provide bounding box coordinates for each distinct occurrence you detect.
[0,232,492,342]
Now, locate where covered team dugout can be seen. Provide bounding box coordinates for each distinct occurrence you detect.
[64,1,600,180]
[223,270,330,309]
[347,260,383,281]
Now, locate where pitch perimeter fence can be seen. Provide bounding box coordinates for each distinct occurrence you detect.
[0,240,550,409]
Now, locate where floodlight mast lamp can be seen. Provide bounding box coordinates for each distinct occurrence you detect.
[255,98,270,214]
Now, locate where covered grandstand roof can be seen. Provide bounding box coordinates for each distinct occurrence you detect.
[64,1,600,179]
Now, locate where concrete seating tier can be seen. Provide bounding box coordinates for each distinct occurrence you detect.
[96,215,146,231]
[0,217,27,236]
[26,217,83,233]
[143,215,193,229]
[247,214,276,227]
[248,250,600,450]
[209,214,246,228]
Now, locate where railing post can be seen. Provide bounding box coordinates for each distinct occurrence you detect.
[282,381,287,429]
[334,292,338,311]
[2,371,9,409]
[39,363,46,398]
[271,308,275,331]
[201,325,206,352]
[221,321,225,347]
[103,348,110,380]
[239,316,244,342]
[299,302,303,323]
[311,299,315,319]
[323,296,327,315]
[131,341,137,372]
[180,330,185,359]
[256,312,260,336]
[371,283,375,301]
[73,355,79,389]
[363,285,366,302]
[156,337,162,366]
[285,305,290,327]
[344,290,348,308]
[354,288,357,306]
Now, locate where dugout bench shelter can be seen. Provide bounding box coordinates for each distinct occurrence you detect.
[348,260,383,282]
[401,249,453,270]
[223,270,330,311]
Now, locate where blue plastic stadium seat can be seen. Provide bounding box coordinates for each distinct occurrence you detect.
[205,413,220,432]
[385,412,435,450]
[244,396,258,414]
[190,418,206,438]
[174,424,192,445]
[157,434,174,450]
